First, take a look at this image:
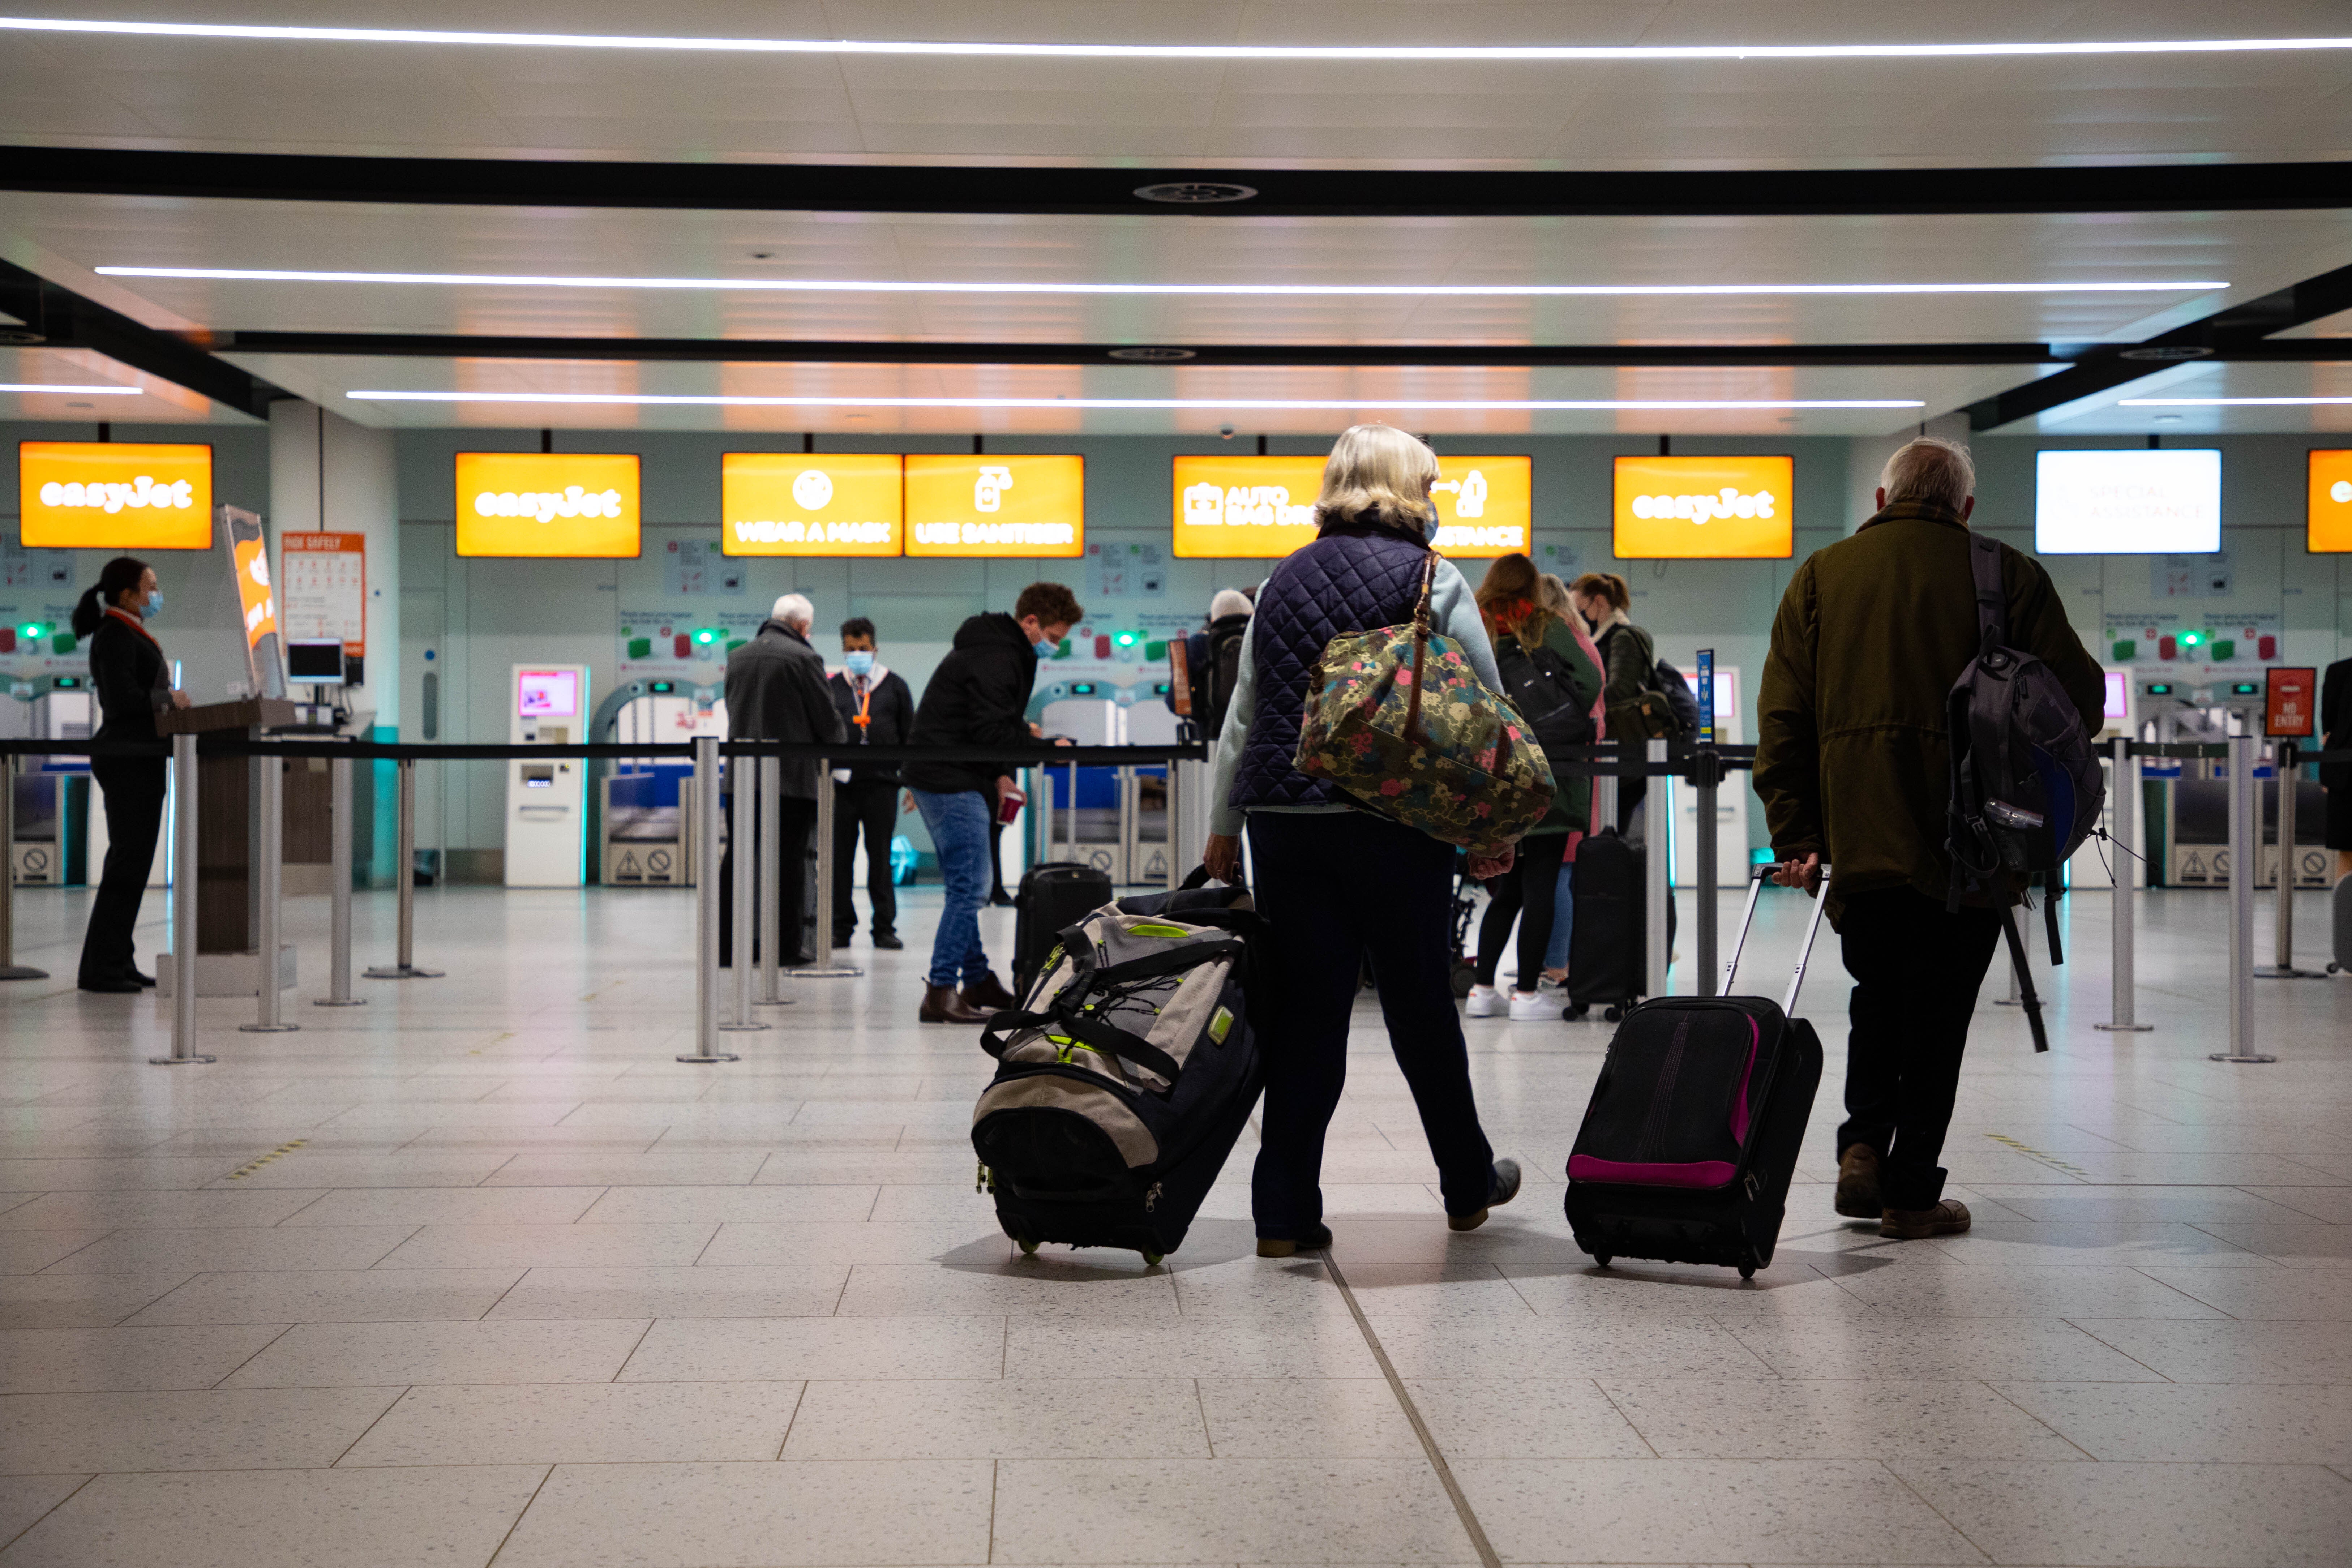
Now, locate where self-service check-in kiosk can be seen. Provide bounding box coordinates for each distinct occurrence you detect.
[505,664,590,887]
[592,678,723,886]
[2136,671,2327,890]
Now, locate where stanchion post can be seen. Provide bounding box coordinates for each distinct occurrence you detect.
[757,751,791,1006]
[364,758,441,980]
[316,753,363,1006]
[239,750,297,1033]
[1645,737,1670,998]
[2257,741,2322,979]
[2212,732,2275,1063]
[0,753,47,981]
[680,734,737,1063]
[153,732,213,1064]
[1693,749,1718,998]
[2096,736,2150,1032]
[721,750,768,1032]
[789,759,860,978]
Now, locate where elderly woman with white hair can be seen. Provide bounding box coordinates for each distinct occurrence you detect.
[1203,424,1523,1256]
[720,592,847,969]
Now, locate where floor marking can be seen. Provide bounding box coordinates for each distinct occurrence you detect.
[1984,1132,2090,1178]
[1320,1248,1503,1568]
[223,1139,307,1180]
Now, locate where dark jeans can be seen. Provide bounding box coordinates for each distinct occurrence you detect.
[1837,885,2004,1211]
[717,794,817,967]
[1246,811,1498,1238]
[1473,833,1568,989]
[832,777,899,939]
[79,756,166,985]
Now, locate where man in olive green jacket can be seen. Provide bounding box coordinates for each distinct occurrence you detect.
[1755,437,2103,1242]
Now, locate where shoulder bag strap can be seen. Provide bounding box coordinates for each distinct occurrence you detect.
[1969,534,2008,652]
[1402,550,1438,748]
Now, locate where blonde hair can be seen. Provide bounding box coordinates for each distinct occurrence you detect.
[1569,572,1631,613]
[1315,424,1440,534]
[1538,573,1574,617]
[1880,436,1975,513]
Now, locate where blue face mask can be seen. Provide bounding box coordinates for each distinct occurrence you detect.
[844,650,874,678]
[1422,506,1441,544]
[143,590,163,616]
[1033,637,1055,659]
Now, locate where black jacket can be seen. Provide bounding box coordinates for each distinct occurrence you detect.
[904,612,1043,795]
[2323,657,2352,794]
[827,667,915,781]
[88,611,171,745]
[724,620,847,799]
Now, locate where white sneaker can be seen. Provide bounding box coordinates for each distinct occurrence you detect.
[1508,989,1556,1021]
[1464,984,1502,1018]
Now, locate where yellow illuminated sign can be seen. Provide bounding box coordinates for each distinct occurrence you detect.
[722,452,904,557]
[454,451,641,558]
[1430,457,1532,558]
[905,454,1084,557]
[1612,454,1794,559]
[2308,450,2352,553]
[18,441,213,549]
[1172,454,1532,559]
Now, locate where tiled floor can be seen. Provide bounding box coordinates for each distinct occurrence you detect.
[0,875,2347,1567]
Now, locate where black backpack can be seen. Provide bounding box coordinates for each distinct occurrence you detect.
[1495,638,1597,757]
[1652,657,1704,738]
[1199,614,1250,737]
[1944,533,2105,1047]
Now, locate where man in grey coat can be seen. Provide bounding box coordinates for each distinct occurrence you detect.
[720,593,847,966]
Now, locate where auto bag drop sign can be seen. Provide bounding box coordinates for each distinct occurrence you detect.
[1171,454,1531,558]
[721,453,904,556]
[18,441,213,550]
[455,451,641,557]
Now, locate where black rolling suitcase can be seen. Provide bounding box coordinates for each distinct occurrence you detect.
[1565,827,1675,1022]
[1012,861,1115,996]
[974,873,1267,1264]
[1564,865,1832,1278]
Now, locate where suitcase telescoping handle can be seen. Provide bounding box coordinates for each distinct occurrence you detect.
[1723,862,1833,1013]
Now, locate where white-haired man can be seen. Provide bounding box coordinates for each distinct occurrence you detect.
[722,592,845,967]
[1756,437,2103,1241]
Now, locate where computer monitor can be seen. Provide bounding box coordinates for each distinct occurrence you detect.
[286,639,346,685]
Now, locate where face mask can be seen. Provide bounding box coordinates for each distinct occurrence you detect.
[143,590,163,616]
[844,650,874,678]
[1422,506,1441,544]
[1033,637,1055,659]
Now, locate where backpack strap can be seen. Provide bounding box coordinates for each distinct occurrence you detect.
[1968,534,2008,652]
[2044,877,2065,966]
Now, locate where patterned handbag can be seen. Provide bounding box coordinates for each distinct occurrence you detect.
[1294,553,1556,856]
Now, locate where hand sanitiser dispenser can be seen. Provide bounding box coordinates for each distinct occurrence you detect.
[505,664,590,887]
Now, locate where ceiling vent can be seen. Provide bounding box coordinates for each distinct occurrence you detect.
[2118,345,2215,361]
[1132,181,1258,205]
[1106,347,1199,361]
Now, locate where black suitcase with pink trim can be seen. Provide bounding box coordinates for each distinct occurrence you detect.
[1563,866,1831,1279]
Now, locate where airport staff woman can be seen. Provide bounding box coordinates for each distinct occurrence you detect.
[74,556,189,993]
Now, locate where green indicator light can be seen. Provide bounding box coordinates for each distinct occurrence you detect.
[18,623,42,641]
[693,627,721,646]
[2180,631,2202,647]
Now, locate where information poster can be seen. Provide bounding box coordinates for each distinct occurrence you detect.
[279,531,366,654]
[905,454,1084,557]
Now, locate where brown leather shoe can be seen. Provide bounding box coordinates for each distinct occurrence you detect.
[961,970,1020,1011]
[918,983,991,1024]
[1880,1199,1971,1241]
[1835,1144,1882,1220]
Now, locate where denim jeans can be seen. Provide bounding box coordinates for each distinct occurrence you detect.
[910,787,993,988]
[1543,861,1577,972]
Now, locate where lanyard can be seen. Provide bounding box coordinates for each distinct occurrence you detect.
[850,677,874,736]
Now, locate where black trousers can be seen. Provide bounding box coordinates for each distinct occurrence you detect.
[717,795,817,967]
[1246,811,1498,1238]
[79,756,167,985]
[1473,833,1568,988]
[1836,885,2003,1211]
[831,776,900,939]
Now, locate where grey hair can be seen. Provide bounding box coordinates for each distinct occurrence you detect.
[771,592,814,628]
[1208,588,1254,620]
[1880,436,1975,513]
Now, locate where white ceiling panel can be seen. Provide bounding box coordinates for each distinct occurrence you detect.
[0,346,254,423]
[2005,358,2352,435]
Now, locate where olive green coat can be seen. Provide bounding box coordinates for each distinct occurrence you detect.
[1753,501,2105,920]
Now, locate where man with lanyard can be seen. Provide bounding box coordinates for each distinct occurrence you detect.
[826,617,915,950]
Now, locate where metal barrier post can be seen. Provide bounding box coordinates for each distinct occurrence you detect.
[1645,737,1670,998]
[1118,764,1136,885]
[757,752,791,1007]
[2258,741,2323,979]
[2212,733,2275,1063]
[0,754,46,980]
[239,751,297,1033]
[365,758,441,979]
[2095,737,2150,1032]
[153,732,213,1064]
[680,735,737,1063]
[721,753,769,1031]
[789,759,859,977]
[1693,749,1718,998]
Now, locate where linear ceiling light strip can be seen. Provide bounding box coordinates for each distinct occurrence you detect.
[4,18,2349,59]
[2119,396,2352,406]
[0,382,141,394]
[97,268,2225,298]
[345,391,1923,410]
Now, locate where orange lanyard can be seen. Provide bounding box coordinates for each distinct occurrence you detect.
[851,677,874,732]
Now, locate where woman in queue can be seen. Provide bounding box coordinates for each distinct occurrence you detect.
[1529,573,1608,990]
[1463,556,1605,1019]
[1571,570,1663,833]
[74,556,189,993]
[1203,424,1522,1256]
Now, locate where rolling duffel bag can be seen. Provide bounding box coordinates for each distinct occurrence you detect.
[973,871,1267,1264]
[1563,865,1832,1279]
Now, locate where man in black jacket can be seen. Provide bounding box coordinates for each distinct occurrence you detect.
[903,582,1081,1023]
[721,593,846,967]
[827,616,915,950]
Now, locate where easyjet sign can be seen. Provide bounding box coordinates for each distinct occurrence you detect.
[18,441,213,549]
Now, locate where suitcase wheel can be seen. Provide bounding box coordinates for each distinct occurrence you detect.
[1602,1004,1624,1023]
[1138,1250,1164,1267]
[1564,1004,1589,1021]
[1449,959,1476,999]
[1591,1254,1612,1270]
[1737,1260,1757,1281]
[1017,1238,1040,1256]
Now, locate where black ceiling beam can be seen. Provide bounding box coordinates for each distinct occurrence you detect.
[9,146,2352,218]
[1966,258,2352,429]
[0,259,288,418]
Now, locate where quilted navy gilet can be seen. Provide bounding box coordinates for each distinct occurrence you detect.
[1229,525,1436,812]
